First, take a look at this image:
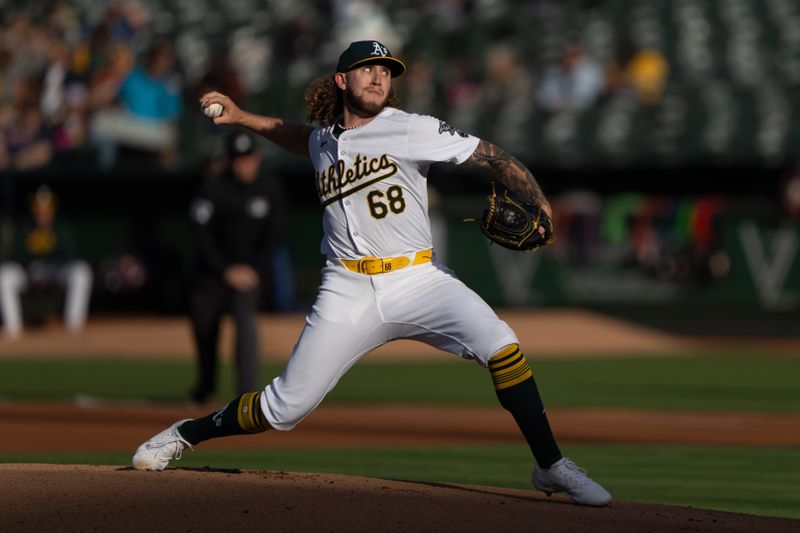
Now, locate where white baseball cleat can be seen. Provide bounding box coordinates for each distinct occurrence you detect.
[532,457,612,506]
[132,419,193,471]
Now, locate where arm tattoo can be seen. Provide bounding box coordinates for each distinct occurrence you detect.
[464,140,549,207]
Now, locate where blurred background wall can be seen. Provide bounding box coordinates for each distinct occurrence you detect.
[1,0,798,331]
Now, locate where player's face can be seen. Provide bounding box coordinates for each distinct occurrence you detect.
[343,64,392,117]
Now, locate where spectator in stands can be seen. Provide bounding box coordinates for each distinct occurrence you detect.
[87,42,136,112]
[0,186,92,339]
[480,42,535,149]
[537,38,603,113]
[482,42,535,116]
[332,0,400,51]
[624,48,668,106]
[90,37,183,169]
[399,56,435,115]
[441,53,482,130]
[0,98,54,172]
[40,40,70,127]
[194,50,247,107]
[43,37,95,154]
[606,38,669,106]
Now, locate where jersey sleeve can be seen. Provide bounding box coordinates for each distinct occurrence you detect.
[307,126,326,159]
[406,114,480,166]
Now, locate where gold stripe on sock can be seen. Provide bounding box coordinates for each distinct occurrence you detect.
[253,400,270,431]
[488,344,520,368]
[489,345,533,390]
[493,366,533,389]
[490,350,524,374]
[491,353,526,374]
[250,392,270,431]
[237,392,270,433]
[495,365,532,387]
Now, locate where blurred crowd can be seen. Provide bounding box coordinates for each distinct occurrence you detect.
[0,1,182,172]
[3,0,799,173]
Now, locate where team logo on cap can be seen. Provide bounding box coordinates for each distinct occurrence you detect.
[371,42,388,56]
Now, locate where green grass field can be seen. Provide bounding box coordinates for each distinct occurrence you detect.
[1,352,799,519]
[1,353,799,411]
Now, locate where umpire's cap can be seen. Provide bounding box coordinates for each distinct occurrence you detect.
[336,40,406,78]
[226,130,256,158]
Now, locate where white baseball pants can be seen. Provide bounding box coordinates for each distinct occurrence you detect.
[262,260,518,430]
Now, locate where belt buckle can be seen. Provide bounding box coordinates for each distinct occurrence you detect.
[355,256,403,275]
[358,256,378,274]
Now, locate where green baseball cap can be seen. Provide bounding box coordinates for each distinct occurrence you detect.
[336,40,406,78]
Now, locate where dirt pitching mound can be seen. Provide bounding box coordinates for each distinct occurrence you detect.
[2,465,797,533]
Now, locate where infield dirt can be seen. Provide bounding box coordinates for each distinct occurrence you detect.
[1,465,798,533]
[1,399,799,532]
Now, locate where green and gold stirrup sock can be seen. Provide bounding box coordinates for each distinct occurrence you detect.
[177,392,271,445]
[489,344,562,468]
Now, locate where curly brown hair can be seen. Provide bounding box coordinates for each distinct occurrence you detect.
[303,74,400,127]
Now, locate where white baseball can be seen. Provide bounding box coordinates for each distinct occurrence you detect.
[203,102,223,119]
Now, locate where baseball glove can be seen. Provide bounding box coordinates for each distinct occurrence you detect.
[478,182,555,251]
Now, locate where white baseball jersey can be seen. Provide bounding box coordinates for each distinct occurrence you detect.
[261,107,518,431]
[308,107,480,259]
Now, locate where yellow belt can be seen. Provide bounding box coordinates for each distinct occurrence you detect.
[341,249,433,275]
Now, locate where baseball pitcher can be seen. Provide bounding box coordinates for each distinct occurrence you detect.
[132,40,611,506]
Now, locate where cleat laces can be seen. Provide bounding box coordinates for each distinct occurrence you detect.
[560,458,590,485]
[151,432,191,461]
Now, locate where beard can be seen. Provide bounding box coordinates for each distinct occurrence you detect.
[343,85,389,118]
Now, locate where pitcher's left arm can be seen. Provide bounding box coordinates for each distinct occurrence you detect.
[463,140,552,217]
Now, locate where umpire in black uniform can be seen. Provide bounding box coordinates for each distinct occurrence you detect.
[188,130,285,404]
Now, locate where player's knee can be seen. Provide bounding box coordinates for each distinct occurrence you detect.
[473,328,520,365]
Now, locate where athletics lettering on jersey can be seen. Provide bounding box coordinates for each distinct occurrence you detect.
[308,108,479,258]
[315,153,398,207]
